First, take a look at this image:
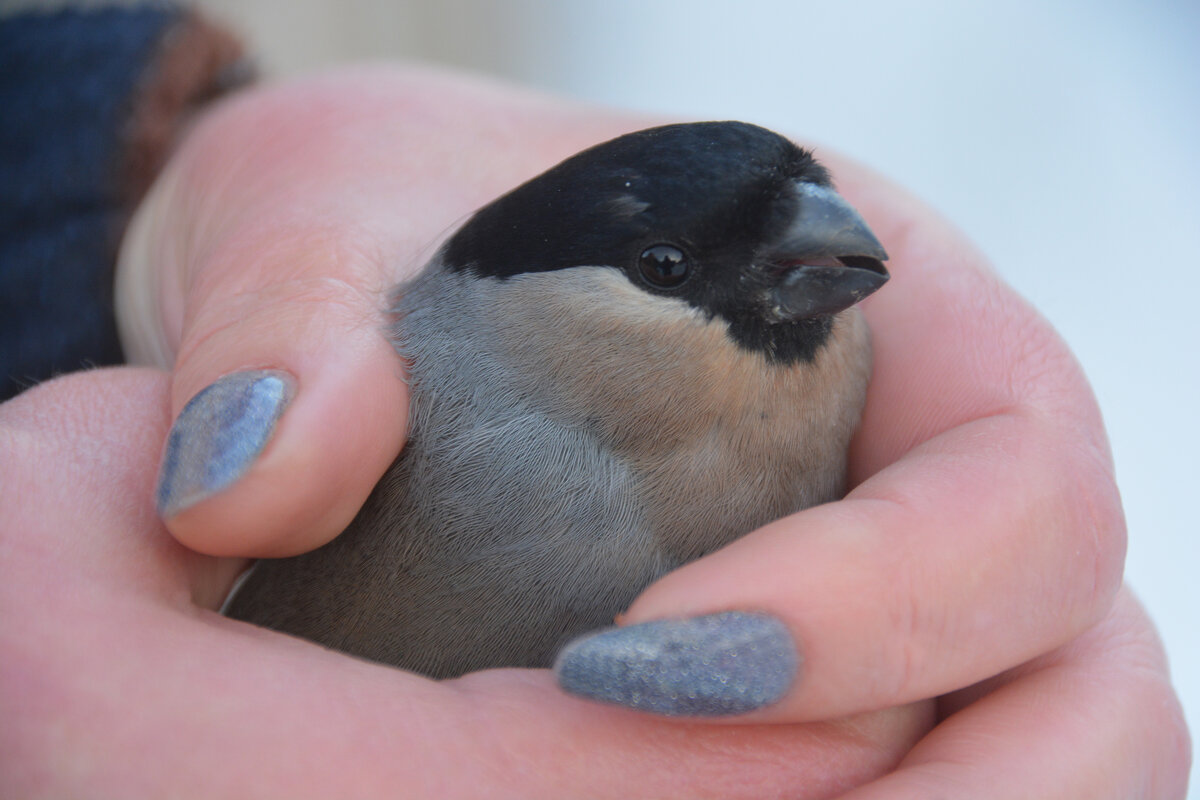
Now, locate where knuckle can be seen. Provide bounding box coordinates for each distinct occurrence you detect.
[1051,430,1127,626]
[176,271,384,369]
[879,546,942,703]
[1156,694,1193,798]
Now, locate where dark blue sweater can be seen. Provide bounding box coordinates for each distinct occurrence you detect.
[0,5,246,400]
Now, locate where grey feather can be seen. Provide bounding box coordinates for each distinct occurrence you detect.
[225,263,871,677]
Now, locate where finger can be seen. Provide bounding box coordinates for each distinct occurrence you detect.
[0,373,928,798]
[115,81,409,558]
[2,611,925,800]
[556,168,1126,720]
[834,587,1192,800]
[116,67,651,559]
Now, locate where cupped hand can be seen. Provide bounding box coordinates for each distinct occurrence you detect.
[76,63,1186,796]
[1,371,1186,798]
[119,62,1124,706]
[0,368,925,798]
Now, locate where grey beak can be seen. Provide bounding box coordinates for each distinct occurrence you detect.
[765,183,889,321]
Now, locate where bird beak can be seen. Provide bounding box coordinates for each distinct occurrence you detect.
[763,182,890,321]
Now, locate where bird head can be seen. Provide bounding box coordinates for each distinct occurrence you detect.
[441,121,888,364]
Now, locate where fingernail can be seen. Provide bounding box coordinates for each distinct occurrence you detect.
[554,611,798,717]
[156,370,294,518]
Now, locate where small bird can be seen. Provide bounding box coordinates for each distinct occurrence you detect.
[225,122,889,678]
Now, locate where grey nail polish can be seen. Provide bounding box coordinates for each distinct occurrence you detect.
[156,370,294,517]
[554,611,798,717]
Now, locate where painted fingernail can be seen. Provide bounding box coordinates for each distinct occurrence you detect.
[156,370,294,518]
[554,611,797,716]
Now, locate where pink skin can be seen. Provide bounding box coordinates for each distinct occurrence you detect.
[1,65,1188,797]
[0,370,927,798]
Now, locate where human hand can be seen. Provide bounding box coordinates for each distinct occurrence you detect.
[0,370,1186,797]
[0,367,925,798]
[77,63,1183,795]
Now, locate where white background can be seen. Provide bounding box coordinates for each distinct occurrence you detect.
[205,0,1197,788]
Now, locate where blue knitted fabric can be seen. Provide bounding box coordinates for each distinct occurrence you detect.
[0,6,180,399]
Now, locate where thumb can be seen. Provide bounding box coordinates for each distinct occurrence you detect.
[141,248,405,560]
[114,84,423,559]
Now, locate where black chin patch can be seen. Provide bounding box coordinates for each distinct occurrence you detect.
[725,313,835,365]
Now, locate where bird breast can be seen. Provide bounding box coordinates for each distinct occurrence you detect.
[395,263,873,564]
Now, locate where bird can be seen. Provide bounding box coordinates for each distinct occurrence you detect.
[224,121,889,678]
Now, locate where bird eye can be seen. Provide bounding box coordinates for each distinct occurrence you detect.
[638,245,690,288]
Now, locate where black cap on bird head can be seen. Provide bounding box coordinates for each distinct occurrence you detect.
[443,121,889,364]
